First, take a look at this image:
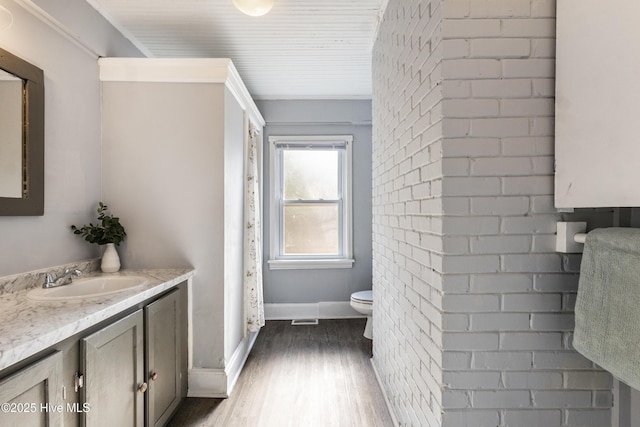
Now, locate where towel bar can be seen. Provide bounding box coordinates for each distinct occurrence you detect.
[556,221,587,253]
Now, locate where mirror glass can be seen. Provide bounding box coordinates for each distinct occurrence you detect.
[0,69,24,199]
[0,47,44,216]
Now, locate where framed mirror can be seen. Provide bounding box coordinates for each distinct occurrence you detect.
[0,47,44,215]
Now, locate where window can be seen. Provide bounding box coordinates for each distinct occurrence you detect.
[268,135,354,270]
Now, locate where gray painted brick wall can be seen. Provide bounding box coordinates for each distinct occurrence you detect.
[372,0,618,425]
[372,0,445,425]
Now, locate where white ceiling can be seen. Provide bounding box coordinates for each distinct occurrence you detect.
[86,0,386,99]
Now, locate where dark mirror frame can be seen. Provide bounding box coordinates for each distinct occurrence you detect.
[0,47,44,216]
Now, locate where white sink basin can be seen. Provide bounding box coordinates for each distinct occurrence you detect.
[27,275,149,301]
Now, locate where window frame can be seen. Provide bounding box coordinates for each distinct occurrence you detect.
[268,135,354,270]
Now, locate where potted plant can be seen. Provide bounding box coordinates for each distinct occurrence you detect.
[71,202,127,272]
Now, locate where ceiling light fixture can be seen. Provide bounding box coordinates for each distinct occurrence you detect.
[0,5,13,31]
[232,0,274,17]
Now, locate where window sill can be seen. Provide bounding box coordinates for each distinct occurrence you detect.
[268,259,355,270]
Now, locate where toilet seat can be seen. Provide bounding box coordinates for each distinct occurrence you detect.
[351,290,372,305]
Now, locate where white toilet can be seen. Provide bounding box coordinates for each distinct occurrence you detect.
[350,290,373,339]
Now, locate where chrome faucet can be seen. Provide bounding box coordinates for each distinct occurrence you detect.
[43,268,82,288]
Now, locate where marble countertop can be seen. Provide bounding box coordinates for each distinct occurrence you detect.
[0,268,194,372]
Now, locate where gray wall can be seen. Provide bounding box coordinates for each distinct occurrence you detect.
[101,81,227,369]
[32,0,142,58]
[372,2,445,423]
[101,76,255,397]
[256,99,373,304]
[223,88,247,361]
[0,0,142,277]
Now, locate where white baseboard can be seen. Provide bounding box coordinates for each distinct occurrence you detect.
[226,330,259,395]
[188,330,259,398]
[188,368,228,398]
[371,358,399,427]
[265,301,363,320]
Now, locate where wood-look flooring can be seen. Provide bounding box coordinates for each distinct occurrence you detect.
[167,319,394,427]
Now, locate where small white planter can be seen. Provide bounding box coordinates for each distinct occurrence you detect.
[101,243,121,273]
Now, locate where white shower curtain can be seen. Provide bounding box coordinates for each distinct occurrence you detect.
[244,122,265,333]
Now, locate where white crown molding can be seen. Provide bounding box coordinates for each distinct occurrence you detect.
[252,94,373,101]
[12,0,98,58]
[98,58,234,82]
[98,57,264,127]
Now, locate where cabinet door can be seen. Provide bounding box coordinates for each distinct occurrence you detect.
[82,310,145,427]
[0,351,64,427]
[145,289,182,427]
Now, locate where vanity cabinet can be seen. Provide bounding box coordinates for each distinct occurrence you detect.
[80,288,184,427]
[81,310,145,427]
[0,272,191,427]
[145,289,182,427]
[0,351,64,427]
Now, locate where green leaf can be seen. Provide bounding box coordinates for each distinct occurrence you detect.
[70,201,127,246]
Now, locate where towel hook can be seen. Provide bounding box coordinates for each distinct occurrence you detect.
[556,221,587,253]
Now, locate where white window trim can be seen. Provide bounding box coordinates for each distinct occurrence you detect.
[268,135,354,270]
